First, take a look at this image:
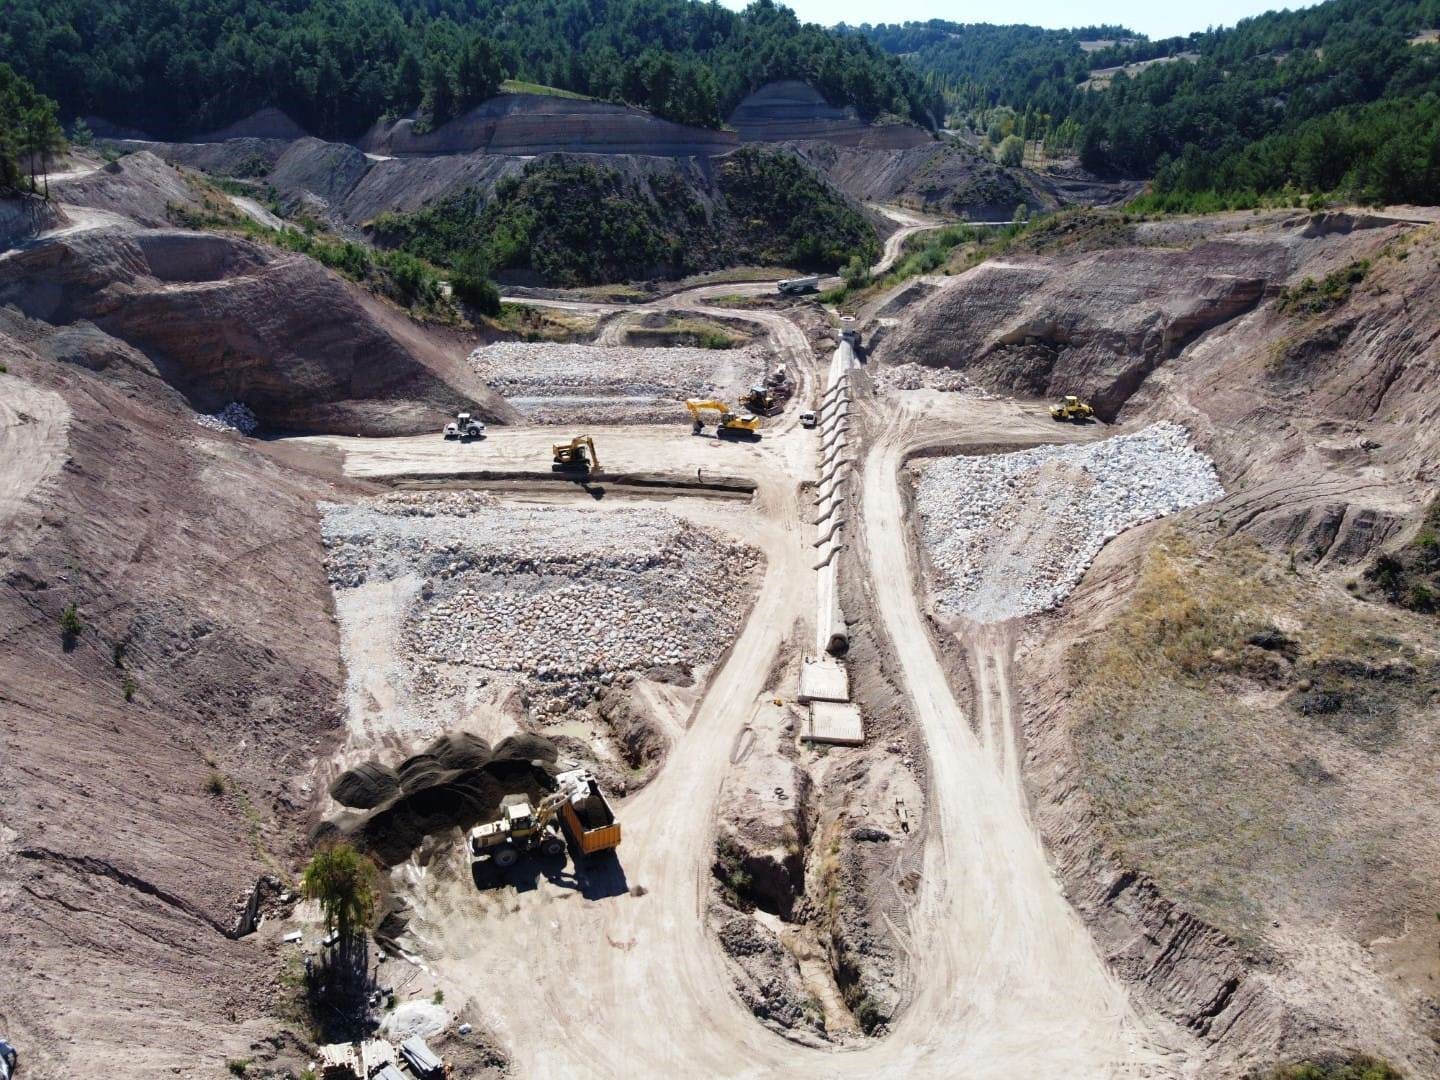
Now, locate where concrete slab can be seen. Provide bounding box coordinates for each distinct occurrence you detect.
[804,701,865,746]
[798,655,850,703]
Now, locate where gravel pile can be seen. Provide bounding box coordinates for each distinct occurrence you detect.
[878,363,991,395]
[321,493,760,711]
[916,422,1223,622]
[194,401,258,434]
[470,340,763,424]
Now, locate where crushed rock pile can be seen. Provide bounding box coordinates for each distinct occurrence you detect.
[877,363,992,396]
[469,340,763,424]
[194,401,259,434]
[916,422,1223,622]
[321,492,761,713]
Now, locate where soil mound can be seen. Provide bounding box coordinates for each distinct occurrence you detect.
[330,762,402,809]
[50,151,204,228]
[326,733,564,866]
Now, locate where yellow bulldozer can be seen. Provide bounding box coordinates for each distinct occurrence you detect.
[1049,395,1095,423]
[685,398,761,438]
[552,434,601,472]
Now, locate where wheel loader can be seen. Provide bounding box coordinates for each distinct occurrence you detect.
[469,793,568,868]
[467,769,620,869]
[552,434,601,472]
[685,399,761,438]
[1049,395,1094,422]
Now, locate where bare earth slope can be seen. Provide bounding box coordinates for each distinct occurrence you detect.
[0,228,511,434]
[0,329,350,1075]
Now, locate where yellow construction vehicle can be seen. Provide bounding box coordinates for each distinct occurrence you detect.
[745,385,783,416]
[469,792,568,868]
[1049,395,1095,423]
[685,398,761,438]
[552,434,601,472]
[467,769,620,868]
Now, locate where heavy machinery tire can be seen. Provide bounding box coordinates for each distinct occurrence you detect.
[541,837,565,858]
[493,846,520,869]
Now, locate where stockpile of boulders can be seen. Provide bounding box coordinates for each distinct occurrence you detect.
[469,340,762,424]
[321,731,565,865]
[876,362,990,395]
[916,422,1223,622]
[194,401,259,434]
[320,493,761,712]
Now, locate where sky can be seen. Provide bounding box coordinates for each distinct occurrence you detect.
[717,1,1321,41]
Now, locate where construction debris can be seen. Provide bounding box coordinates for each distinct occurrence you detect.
[916,422,1223,622]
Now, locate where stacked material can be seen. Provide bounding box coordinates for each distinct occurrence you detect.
[916,422,1223,622]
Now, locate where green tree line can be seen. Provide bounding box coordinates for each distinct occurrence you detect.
[0,64,65,196]
[2,0,940,139]
[858,1,1440,205]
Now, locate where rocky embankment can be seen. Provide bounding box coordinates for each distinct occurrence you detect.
[916,423,1223,621]
[0,227,506,434]
[0,195,65,248]
[792,139,1056,219]
[875,236,1290,418]
[727,81,932,149]
[0,325,348,1075]
[363,92,738,157]
[469,339,766,424]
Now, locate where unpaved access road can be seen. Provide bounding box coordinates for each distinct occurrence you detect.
[867,203,945,276]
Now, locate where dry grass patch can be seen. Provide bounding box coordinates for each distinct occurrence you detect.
[1072,531,1440,951]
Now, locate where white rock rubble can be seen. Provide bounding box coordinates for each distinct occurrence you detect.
[916,422,1223,622]
[320,493,761,709]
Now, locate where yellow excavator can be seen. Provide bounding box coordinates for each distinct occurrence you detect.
[685,398,761,438]
[552,434,601,472]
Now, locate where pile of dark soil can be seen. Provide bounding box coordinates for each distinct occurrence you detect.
[322,731,563,866]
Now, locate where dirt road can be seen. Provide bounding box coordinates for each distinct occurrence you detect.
[867,203,945,276]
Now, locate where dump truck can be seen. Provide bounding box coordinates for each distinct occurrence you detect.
[552,434,600,472]
[777,275,820,296]
[443,411,485,439]
[554,768,621,856]
[1049,395,1095,422]
[685,399,761,438]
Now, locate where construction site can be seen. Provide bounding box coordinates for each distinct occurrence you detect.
[5,128,1440,1080]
